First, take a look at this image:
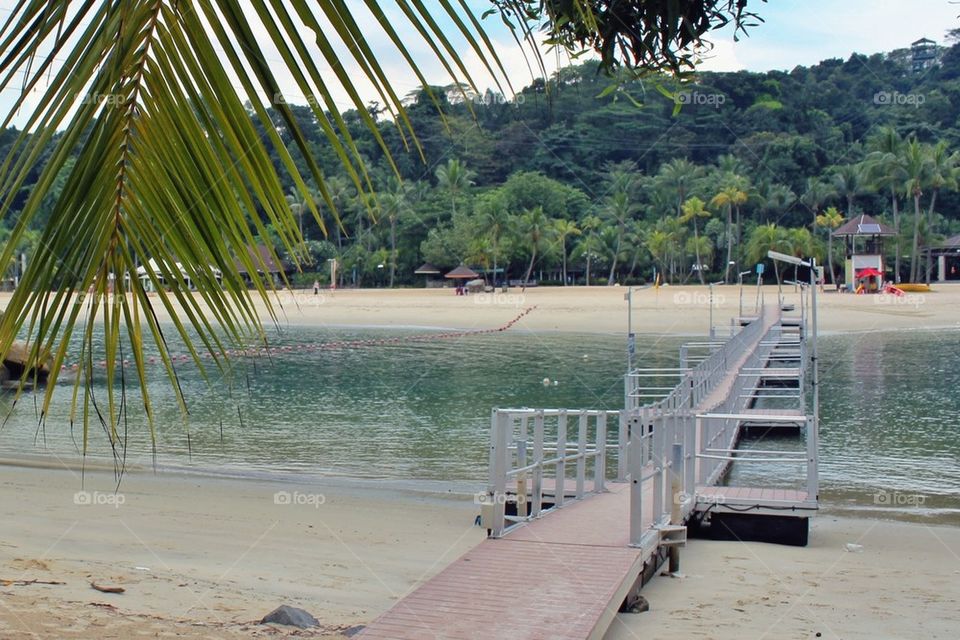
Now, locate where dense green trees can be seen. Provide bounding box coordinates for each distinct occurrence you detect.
[5,46,960,290]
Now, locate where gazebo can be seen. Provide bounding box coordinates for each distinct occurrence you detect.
[833,214,895,291]
[444,265,479,295]
[414,262,442,288]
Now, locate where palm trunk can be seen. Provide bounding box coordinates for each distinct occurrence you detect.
[910,191,922,283]
[827,234,836,285]
[561,237,568,286]
[693,221,705,285]
[388,218,397,288]
[892,187,901,283]
[925,190,938,284]
[585,255,591,286]
[724,205,733,283]
[522,249,536,292]
[607,237,621,285]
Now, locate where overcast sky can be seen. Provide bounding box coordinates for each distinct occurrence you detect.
[0,0,957,126]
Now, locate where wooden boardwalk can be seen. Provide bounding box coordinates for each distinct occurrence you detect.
[359,483,646,640]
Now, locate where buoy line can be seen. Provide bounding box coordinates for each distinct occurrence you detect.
[59,306,538,372]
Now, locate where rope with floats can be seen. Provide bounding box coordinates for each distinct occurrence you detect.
[59,306,538,372]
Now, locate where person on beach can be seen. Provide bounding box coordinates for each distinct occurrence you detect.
[313,280,320,295]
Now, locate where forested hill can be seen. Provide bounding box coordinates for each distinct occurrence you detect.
[6,37,960,287]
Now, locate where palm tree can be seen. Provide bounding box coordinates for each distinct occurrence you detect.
[477,193,511,287]
[552,219,581,286]
[865,126,906,281]
[680,197,711,284]
[800,178,836,228]
[601,191,638,284]
[902,138,933,283]
[574,216,604,285]
[710,178,749,283]
[518,206,549,290]
[746,223,789,284]
[435,158,476,218]
[831,164,867,217]
[656,159,703,217]
[380,178,413,288]
[815,207,844,285]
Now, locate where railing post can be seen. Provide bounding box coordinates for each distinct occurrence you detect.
[617,410,628,482]
[516,439,528,520]
[595,412,607,492]
[628,414,644,546]
[806,416,818,499]
[652,411,664,525]
[556,410,567,507]
[532,411,544,518]
[487,410,511,538]
[576,413,588,498]
[670,442,684,524]
[687,416,698,490]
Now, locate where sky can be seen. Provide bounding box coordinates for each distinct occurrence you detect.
[0,0,957,126]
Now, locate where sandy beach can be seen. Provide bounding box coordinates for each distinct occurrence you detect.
[1,283,958,638]
[262,281,960,336]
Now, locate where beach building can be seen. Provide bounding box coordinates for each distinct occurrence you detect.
[234,244,289,287]
[833,214,895,292]
[931,234,960,281]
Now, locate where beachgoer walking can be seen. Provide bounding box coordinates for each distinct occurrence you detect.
[313,279,320,295]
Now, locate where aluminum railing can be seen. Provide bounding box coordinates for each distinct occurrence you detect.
[481,408,622,538]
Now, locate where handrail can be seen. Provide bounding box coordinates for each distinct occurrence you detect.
[481,408,618,538]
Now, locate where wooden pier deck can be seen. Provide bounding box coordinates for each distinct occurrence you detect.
[359,483,648,640]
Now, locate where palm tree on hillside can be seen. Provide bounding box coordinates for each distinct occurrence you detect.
[519,206,549,290]
[680,196,712,284]
[865,126,907,281]
[902,138,933,283]
[657,159,703,217]
[815,207,845,285]
[436,158,476,219]
[552,218,581,286]
[711,178,749,282]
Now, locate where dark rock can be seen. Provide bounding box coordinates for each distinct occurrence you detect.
[627,595,649,614]
[259,605,319,629]
[343,625,365,637]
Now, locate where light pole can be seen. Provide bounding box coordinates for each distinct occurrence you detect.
[737,269,751,318]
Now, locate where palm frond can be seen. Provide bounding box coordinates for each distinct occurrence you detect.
[0,0,518,462]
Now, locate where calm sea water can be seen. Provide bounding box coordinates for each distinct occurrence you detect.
[0,325,957,522]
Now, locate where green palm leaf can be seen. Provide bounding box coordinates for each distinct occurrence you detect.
[0,0,516,461]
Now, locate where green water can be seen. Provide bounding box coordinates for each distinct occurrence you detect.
[1,326,957,520]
